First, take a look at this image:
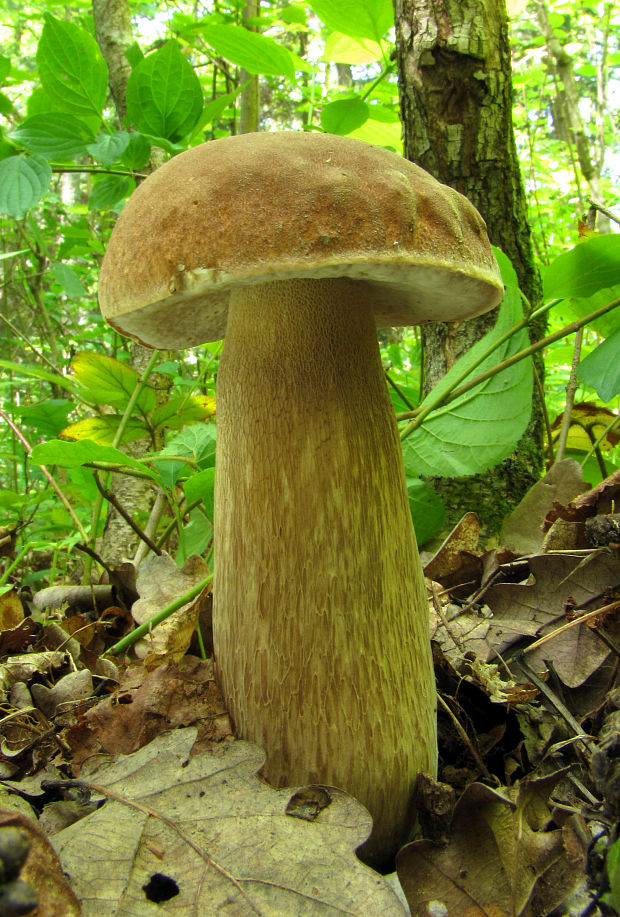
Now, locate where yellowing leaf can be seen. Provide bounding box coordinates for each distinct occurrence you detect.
[61,415,148,445]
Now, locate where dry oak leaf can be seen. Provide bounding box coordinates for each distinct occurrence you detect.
[131,552,210,666]
[0,808,81,916]
[484,551,620,686]
[52,727,408,916]
[396,775,586,917]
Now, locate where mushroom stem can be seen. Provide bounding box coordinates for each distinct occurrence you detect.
[213,277,437,863]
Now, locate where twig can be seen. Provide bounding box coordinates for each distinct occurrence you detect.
[0,409,88,542]
[588,198,620,226]
[93,472,162,556]
[437,694,496,783]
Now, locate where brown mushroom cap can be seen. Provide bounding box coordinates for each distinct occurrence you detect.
[98,132,504,349]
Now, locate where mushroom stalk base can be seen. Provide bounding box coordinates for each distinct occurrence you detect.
[213,278,437,863]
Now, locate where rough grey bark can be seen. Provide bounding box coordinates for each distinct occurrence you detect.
[92,0,172,564]
[238,0,260,133]
[393,0,544,534]
[92,0,132,124]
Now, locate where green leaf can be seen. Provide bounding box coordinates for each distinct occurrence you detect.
[151,395,216,431]
[542,234,620,302]
[407,478,445,546]
[322,32,383,64]
[0,359,78,394]
[309,0,394,41]
[11,113,94,160]
[11,399,72,438]
[176,507,212,564]
[402,289,533,477]
[87,131,130,166]
[279,4,307,25]
[184,467,215,521]
[193,87,244,133]
[576,327,620,402]
[30,439,162,483]
[62,415,148,445]
[155,424,217,488]
[0,53,10,84]
[72,352,156,414]
[51,263,87,297]
[120,133,151,170]
[89,175,135,209]
[602,837,620,912]
[36,14,108,120]
[125,40,203,142]
[0,154,52,218]
[321,98,369,135]
[200,24,296,78]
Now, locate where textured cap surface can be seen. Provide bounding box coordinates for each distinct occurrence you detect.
[98,131,504,348]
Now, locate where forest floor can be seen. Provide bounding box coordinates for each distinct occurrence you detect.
[0,458,619,916]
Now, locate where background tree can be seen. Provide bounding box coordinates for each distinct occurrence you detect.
[393,0,544,532]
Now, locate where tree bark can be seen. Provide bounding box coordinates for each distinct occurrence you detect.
[92,0,172,564]
[393,0,544,534]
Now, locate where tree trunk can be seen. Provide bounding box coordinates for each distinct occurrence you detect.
[92,0,172,564]
[393,0,544,534]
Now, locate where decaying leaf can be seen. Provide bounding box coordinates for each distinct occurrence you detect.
[484,551,620,686]
[131,553,210,665]
[0,808,81,916]
[397,776,586,917]
[500,459,589,555]
[51,727,408,916]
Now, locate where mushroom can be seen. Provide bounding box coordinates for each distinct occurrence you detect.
[98,131,503,863]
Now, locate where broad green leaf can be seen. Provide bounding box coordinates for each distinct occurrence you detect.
[321,98,369,135]
[184,467,215,521]
[0,359,78,394]
[36,14,108,121]
[322,32,382,64]
[402,289,533,478]
[176,507,212,564]
[62,415,148,445]
[30,439,162,483]
[120,133,151,170]
[125,42,144,70]
[154,424,217,489]
[151,396,216,431]
[126,40,203,142]
[72,352,156,414]
[201,24,296,78]
[51,263,87,298]
[407,478,445,546]
[89,174,135,209]
[603,837,620,912]
[493,246,519,290]
[87,131,130,166]
[11,400,72,438]
[309,0,394,41]
[349,118,402,151]
[0,249,28,261]
[193,87,244,134]
[557,283,620,339]
[279,5,307,25]
[0,54,10,84]
[542,234,620,301]
[11,113,94,160]
[0,154,52,218]
[576,328,620,402]
[0,92,14,116]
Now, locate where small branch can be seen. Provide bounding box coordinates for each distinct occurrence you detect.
[554,327,583,463]
[588,198,620,226]
[93,472,163,556]
[0,409,88,542]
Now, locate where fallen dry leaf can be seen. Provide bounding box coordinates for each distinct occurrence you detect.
[62,656,231,768]
[51,728,408,916]
[500,459,588,555]
[397,776,586,917]
[131,553,210,665]
[0,808,81,916]
[484,551,620,686]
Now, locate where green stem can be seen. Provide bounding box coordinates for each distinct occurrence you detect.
[104,574,213,656]
[399,296,620,440]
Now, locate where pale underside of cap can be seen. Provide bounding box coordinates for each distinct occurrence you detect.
[98,131,504,349]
